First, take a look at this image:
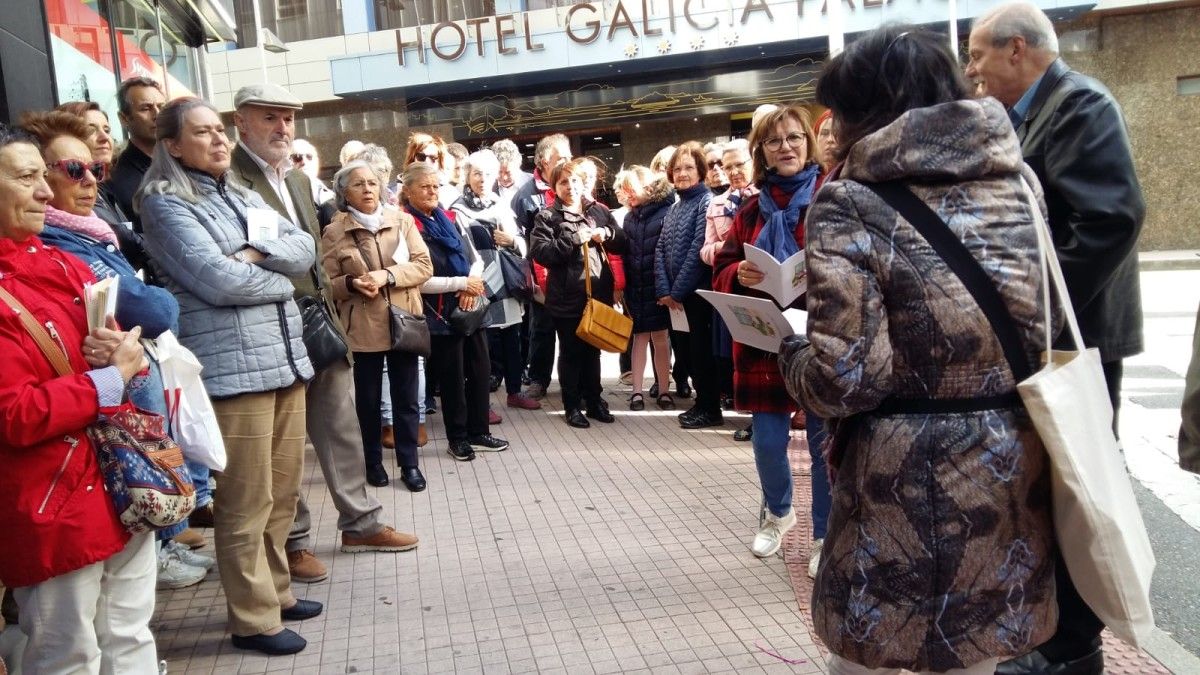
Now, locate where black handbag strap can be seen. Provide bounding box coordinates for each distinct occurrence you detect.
[860,181,1033,383]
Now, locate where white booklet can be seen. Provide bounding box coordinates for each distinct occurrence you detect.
[743,243,806,307]
[669,307,689,332]
[697,290,806,352]
[84,276,119,331]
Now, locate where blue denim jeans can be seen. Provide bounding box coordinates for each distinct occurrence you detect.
[752,411,794,518]
[806,411,831,539]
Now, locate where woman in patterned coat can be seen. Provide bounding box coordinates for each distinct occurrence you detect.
[778,27,1059,673]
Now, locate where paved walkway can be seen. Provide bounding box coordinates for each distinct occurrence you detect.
[152,370,1175,674]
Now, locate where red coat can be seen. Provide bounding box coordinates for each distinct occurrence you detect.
[0,236,130,587]
[712,192,807,414]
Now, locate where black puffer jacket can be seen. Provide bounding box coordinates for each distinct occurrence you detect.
[622,189,674,332]
[530,201,626,320]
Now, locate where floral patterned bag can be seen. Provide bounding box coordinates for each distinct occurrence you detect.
[86,405,196,534]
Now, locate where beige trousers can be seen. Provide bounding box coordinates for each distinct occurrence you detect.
[211,383,307,636]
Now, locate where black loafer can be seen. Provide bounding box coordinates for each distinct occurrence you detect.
[681,411,724,429]
[469,434,509,451]
[733,425,753,442]
[675,384,693,399]
[996,648,1104,675]
[586,402,615,423]
[678,406,700,423]
[566,409,591,428]
[281,598,323,622]
[366,464,389,487]
[400,467,426,492]
[648,383,659,398]
[447,440,476,461]
[231,628,307,655]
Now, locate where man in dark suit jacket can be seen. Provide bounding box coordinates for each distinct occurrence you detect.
[231,84,419,587]
[968,4,1145,674]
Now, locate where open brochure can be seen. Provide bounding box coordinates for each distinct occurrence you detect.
[697,290,806,353]
[84,276,119,331]
[743,243,806,307]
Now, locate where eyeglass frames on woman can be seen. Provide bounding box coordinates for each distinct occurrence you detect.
[48,159,105,182]
[761,133,807,153]
[707,159,723,169]
[291,153,313,162]
[415,152,441,163]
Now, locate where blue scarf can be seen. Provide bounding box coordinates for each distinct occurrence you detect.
[754,164,819,262]
[410,206,470,276]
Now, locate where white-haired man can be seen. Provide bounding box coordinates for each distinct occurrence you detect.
[290,138,334,205]
[968,4,1144,674]
[230,84,420,588]
[491,138,531,204]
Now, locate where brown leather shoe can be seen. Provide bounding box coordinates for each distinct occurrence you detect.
[340,526,419,553]
[174,528,206,550]
[286,549,328,583]
[381,425,396,449]
[417,423,428,447]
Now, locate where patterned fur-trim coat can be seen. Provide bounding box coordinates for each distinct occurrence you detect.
[781,98,1059,671]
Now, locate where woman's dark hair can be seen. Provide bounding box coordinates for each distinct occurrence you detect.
[0,122,38,151]
[55,100,104,119]
[816,25,971,160]
[18,110,93,148]
[667,141,708,184]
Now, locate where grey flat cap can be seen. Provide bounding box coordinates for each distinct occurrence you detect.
[234,83,303,110]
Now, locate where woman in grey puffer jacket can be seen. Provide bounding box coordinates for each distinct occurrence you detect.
[137,97,317,657]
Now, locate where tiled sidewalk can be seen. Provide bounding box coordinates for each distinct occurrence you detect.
[153,382,826,674]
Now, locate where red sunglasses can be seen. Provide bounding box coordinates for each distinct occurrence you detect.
[49,159,106,182]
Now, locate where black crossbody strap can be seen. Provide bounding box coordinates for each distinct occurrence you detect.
[859,181,1033,383]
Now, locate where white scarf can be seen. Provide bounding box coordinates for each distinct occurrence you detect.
[348,205,384,232]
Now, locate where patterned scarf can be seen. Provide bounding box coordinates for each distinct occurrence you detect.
[724,186,752,219]
[44,204,119,245]
[754,164,820,262]
[460,184,493,212]
[408,206,470,276]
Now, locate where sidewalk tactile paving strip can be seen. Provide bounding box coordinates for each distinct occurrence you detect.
[781,433,1174,674]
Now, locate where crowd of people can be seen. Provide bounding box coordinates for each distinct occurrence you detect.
[0,1,1146,673]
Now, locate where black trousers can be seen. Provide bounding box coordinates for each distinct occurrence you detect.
[553,317,602,412]
[352,350,419,470]
[489,324,524,395]
[670,294,719,415]
[669,329,690,390]
[1038,358,1124,662]
[526,303,557,387]
[429,330,492,442]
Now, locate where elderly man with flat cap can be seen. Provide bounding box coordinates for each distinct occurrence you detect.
[230,84,419,585]
[967,3,1145,674]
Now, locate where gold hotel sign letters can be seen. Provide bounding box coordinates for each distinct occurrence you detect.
[395,0,882,64]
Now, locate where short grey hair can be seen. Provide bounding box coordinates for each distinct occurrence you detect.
[722,138,750,158]
[338,139,365,166]
[352,144,393,185]
[703,142,725,156]
[534,133,569,164]
[491,138,522,169]
[400,162,439,205]
[974,1,1059,55]
[332,160,383,212]
[462,149,499,180]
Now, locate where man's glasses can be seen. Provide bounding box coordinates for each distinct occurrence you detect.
[49,159,105,182]
[762,133,807,153]
[291,153,313,162]
[415,152,441,163]
[707,159,723,170]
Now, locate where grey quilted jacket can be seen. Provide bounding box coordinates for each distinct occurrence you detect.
[140,171,315,398]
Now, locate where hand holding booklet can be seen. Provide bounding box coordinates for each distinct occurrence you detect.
[84,276,119,331]
[696,290,806,352]
[743,243,806,307]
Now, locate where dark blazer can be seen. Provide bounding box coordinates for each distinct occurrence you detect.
[1016,58,1145,361]
[231,144,350,365]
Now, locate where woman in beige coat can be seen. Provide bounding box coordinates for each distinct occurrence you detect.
[322,160,433,489]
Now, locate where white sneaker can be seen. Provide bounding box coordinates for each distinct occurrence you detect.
[165,539,215,571]
[751,509,796,558]
[156,547,207,590]
[808,538,824,579]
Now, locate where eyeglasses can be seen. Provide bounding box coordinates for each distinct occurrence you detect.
[762,133,807,152]
[722,158,751,173]
[707,160,723,169]
[48,159,105,182]
[415,152,441,163]
[291,153,313,162]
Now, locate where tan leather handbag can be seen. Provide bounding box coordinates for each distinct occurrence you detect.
[575,241,632,353]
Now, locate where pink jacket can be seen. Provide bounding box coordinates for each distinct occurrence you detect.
[700,185,759,266]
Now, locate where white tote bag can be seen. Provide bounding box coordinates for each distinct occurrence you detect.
[155,331,227,471]
[1018,181,1155,646]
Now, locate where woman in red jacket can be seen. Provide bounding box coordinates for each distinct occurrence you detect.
[712,105,828,561]
[0,124,158,672]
